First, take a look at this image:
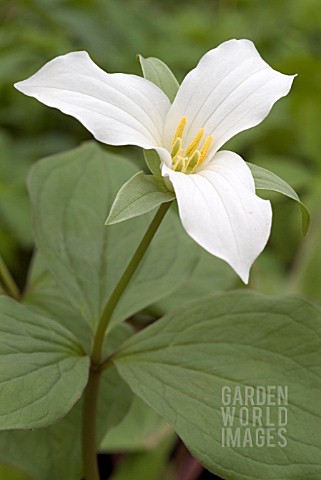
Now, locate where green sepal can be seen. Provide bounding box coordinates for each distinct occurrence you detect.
[106,171,175,225]
[143,149,162,177]
[138,55,180,177]
[247,162,310,235]
[137,54,179,102]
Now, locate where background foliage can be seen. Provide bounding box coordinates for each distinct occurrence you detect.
[1,0,321,479]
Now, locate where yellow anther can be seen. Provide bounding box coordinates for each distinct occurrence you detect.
[170,118,213,174]
[185,129,204,157]
[198,135,213,165]
[171,116,187,148]
[171,137,182,159]
[186,150,201,172]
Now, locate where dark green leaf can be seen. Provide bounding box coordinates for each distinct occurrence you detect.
[28,142,198,330]
[115,291,321,480]
[0,321,133,480]
[152,249,237,314]
[0,296,89,430]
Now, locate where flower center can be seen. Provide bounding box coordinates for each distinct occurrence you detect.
[170,117,213,173]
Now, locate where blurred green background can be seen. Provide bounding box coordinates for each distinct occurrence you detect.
[1,0,321,479]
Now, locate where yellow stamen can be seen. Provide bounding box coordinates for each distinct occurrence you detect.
[171,137,182,159]
[171,116,187,148]
[198,135,213,165]
[173,157,186,172]
[185,150,201,172]
[170,118,214,174]
[185,129,204,157]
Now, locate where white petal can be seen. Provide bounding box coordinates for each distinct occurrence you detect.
[15,51,171,149]
[162,150,272,283]
[164,39,295,154]
[154,146,173,168]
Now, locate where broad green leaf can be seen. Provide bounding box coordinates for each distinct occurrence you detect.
[24,251,57,295]
[0,296,89,430]
[24,252,93,353]
[24,289,93,355]
[138,54,179,102]
[115,291,321,480]
[247,162,310,235]
[28,142,198,329]
[0,322,133,480]
[101,396,170,452]
[152,249,237,314]
[106,171,175,225]
[0,369,132,480]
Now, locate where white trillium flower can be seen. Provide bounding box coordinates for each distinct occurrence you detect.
[15,39,295,283]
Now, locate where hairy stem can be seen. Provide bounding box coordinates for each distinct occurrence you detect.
[0,254,20,300]
[82,201,173,479]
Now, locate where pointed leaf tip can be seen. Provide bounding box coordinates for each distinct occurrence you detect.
[138,55,179,102]
[106,171,175,225]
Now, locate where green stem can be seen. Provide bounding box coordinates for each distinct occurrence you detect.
[98,356,114,373]
[0,254,20,301]
[91,201,173,365]
[82,200,173,480]
[82,369,101,480]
